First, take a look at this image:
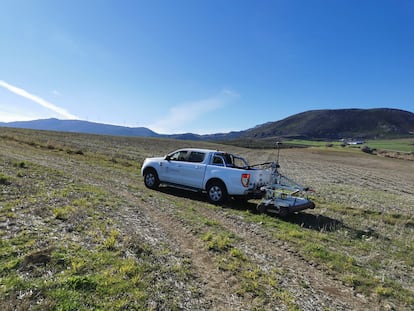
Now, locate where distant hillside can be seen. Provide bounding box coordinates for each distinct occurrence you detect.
[168,131,244,141]
[240,108,414,140]
[1,108,413,141]
[0,118,158,137]
[0,118,244,141]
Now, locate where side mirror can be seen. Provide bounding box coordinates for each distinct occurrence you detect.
[165,155,171,161]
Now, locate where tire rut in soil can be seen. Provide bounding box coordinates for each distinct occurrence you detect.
[184,202,376,311]
[115,189,250,310]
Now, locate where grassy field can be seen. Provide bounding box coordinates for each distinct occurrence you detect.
[364,138,414,153]
[1,128,413,310]
[283,138,414,153]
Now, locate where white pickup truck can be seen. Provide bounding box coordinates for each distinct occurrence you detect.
[141,148,270,204]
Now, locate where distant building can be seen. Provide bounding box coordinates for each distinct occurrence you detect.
[347,140,365,145]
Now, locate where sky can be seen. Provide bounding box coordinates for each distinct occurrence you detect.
[1,0,413,134]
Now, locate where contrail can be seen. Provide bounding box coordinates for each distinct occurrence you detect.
[0,80,79,119]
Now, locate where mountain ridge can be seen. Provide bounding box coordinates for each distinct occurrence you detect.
[240,108,414,140]
[0,118,158,137]
[1,108,413,140]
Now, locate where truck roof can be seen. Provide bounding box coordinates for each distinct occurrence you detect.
[171,148,223,154]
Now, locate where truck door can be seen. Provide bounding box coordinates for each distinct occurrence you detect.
[179,151,207,188]
[162,150,188,183]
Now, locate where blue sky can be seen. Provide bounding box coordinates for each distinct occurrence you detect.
[1,0,413,134]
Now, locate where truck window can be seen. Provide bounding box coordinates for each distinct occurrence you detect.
[212,155,225,166]
[188,151,205,163]
[212,154,234,167]
[233,157,244,167]
[169,150,188,161]
[212,153,249,168]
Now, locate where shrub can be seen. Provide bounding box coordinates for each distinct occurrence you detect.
[0,173,11,185]
[103,229,120,250]
[53,206,74,221]
[66,149,84,155]
[13,161,28,168]
[361,145,374,154]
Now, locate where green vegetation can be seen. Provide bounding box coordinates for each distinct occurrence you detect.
[0,172,12,185]
[364,138,414,153]
[282,139,344,148]
[283,138,414,153]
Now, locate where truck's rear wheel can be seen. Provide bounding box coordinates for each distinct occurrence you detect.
[143,168,159,189]
[207,181,228,204]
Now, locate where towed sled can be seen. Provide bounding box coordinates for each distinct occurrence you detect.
[254,144,315,216]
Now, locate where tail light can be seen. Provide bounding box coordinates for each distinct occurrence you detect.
[241,173,250,187]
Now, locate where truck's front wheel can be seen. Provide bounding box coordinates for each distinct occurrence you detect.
[143,168,160,189]
[207,181,228,204]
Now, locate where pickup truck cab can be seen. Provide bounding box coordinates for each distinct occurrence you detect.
[141,148,270,204]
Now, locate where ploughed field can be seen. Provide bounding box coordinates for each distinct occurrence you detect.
[1,128,413,310]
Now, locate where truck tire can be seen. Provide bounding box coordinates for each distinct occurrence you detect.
[143,168,160,189]
[207,180,228,204]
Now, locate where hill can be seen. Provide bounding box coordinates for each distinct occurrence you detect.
[0,118,158,137]
[0,118,243,140]
[240,108,414,140]
[1,108,413,141]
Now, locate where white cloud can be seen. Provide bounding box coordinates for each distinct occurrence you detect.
[0,80,78,120]
[148,90,239,134]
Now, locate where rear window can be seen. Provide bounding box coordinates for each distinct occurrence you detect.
[188,151,205,163]
[213,155,224,165]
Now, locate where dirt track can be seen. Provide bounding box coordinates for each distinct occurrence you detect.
[1,130,413,310]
